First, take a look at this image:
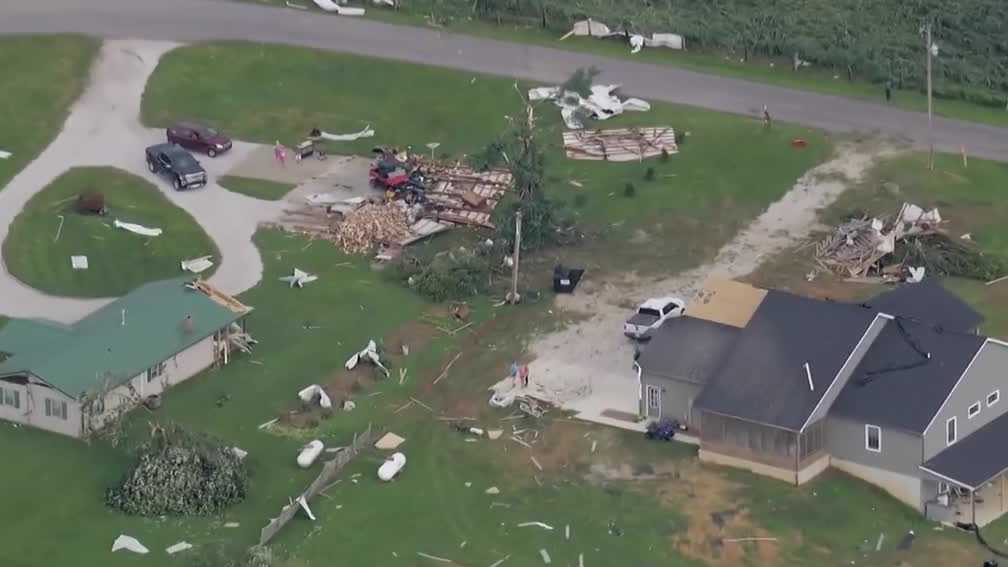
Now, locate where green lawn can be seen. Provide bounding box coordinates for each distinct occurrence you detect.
[218,175,296,201]
[2,167,218,297]
[0,35,99,192]
[143,42,831,275]
[236,0,1008,127]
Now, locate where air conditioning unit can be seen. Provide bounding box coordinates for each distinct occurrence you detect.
[938,493,949,507]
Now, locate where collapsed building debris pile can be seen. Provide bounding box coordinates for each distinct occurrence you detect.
[106,424,248,516]
[563,127,678,162]
[815,203,1004,281]
[422,162,513,229]
[332,202,413,254]
[529,84,650,130]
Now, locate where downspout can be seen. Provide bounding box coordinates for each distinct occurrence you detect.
[633,361,643,417]
[795,431,800,486]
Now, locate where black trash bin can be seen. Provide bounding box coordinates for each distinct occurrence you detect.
[553,264,584,293]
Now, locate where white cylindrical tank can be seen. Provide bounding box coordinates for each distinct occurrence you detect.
[378,452,406,481]
[297,440,324,468]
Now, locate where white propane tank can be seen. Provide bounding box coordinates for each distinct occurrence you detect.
[297,440,324,469]
[378,452,406,481]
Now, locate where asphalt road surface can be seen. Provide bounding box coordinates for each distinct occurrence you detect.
[2,0,1008,160]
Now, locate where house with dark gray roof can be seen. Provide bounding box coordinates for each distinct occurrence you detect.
[0,278,253,438]
[636,278,1008,526]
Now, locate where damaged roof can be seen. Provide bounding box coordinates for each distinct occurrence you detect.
[831,319,985,433]
[637,316,739,385]
[0,278,249,399]
[685,278,767,329]
[693,291,879,431]
[867,280,983,333]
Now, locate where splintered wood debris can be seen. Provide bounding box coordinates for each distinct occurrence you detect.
[332,202,413,254]
[563,127,678,162]
[422,163,513,229]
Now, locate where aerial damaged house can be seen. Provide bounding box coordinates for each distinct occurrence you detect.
[0,279,252,438]
[637,279,1008,525]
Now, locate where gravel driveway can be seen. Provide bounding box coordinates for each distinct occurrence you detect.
[0,40,282,323]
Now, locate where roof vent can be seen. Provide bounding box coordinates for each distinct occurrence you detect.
[182,314,194,334]
[804,362,814,391]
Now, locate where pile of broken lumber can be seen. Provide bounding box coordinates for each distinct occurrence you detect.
[333,203,413,254]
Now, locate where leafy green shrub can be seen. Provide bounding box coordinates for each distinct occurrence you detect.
[405,247,492,301]
[644,167,656,181]
[624,182,636,197]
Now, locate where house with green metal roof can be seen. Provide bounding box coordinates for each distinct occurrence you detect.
[0,278,252,438]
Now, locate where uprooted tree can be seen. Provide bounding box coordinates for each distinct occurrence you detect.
[487,96,562,251]
[106,423,248,516]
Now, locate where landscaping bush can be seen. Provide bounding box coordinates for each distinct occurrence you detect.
[624,182,637,197]
[106,424,248,516]
[405,247,493,301]
[644,167,656,181]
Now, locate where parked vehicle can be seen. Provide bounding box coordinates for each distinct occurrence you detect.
[166,122,232,157]
[145,143,207,190]
[624,296,685,339]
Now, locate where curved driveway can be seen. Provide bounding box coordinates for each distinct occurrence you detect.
[0,40,282,323]
[3,0,1008,160]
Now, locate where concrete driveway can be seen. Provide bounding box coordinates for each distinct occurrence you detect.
[2,0,1008,161]
[0,40,283,323]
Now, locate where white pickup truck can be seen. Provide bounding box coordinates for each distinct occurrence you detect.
[623,297,685,339]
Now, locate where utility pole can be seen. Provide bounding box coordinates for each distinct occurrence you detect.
[924,22,936,171]
[507,211,522,304]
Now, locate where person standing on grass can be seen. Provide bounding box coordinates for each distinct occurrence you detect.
[762,105,772,128]
[885,80,893,103]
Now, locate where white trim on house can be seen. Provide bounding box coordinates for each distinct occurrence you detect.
[946,416,958,446]
[645,384,661,419]
[865,424,882,452]
[800,313,889,433]
[920,465,976,491]
[968,401,982,419]
[988,337,1008,348]
[922,339,989,437]
[988,390,1000,408]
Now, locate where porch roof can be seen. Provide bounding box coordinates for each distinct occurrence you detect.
[921,412,1008,490]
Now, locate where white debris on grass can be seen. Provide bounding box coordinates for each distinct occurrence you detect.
[539,549,552,564]
[310,0,365,15]
[223,522,240,528]
[111,535,149,554]
[165,541,193,555]
[231,446,248,460]
[298,384,332,409]
[113,219,162,237]
[280,267,318,288]
[70,255,89,270]
[485,486,500,495]
[297,440,325,468]
[527,84,650,129]
[345,339,389,377]
[296,495,317,520]
[378,452,407,481]
[518,522,554,530]
[315,125,375,141]
[181,255,214,274]
[0,149,11,159]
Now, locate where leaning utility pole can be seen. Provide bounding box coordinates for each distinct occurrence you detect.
[924,22,936,171]
[507,210,522,304]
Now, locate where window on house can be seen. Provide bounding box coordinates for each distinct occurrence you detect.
[147,361,167,382]
[946,417,958,446]
[968,402,982,419]
[1,386,20,409]
[865,424,882,452]
[988,390,1000,407]
[44,398,68,420]
[646,385,660,410]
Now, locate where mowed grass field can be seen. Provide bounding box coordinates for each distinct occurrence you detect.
[2,167,218,297]
[142,42,831,275]
[0,36,98,192]
[217,175,296,201]
[235,0,1008,127]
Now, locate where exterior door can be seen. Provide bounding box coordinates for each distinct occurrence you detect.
[646,385,661,419]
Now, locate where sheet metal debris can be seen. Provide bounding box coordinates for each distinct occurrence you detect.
[563,127,678,161]
[166,541,193,555]
[70,255,89,270]
[310,0,365,15]
[112,535,149,554]
[345,339,389,377]
[313,125,375,141]
[180,255,214,274]
[529,84,650,129]
[280,267,319,288]
[114,219,162,237]
[0,149,11,159]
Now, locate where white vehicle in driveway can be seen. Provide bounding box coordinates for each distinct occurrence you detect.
[624,297,685,339]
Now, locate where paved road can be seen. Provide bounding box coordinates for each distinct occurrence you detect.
[4,0,1008,161]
